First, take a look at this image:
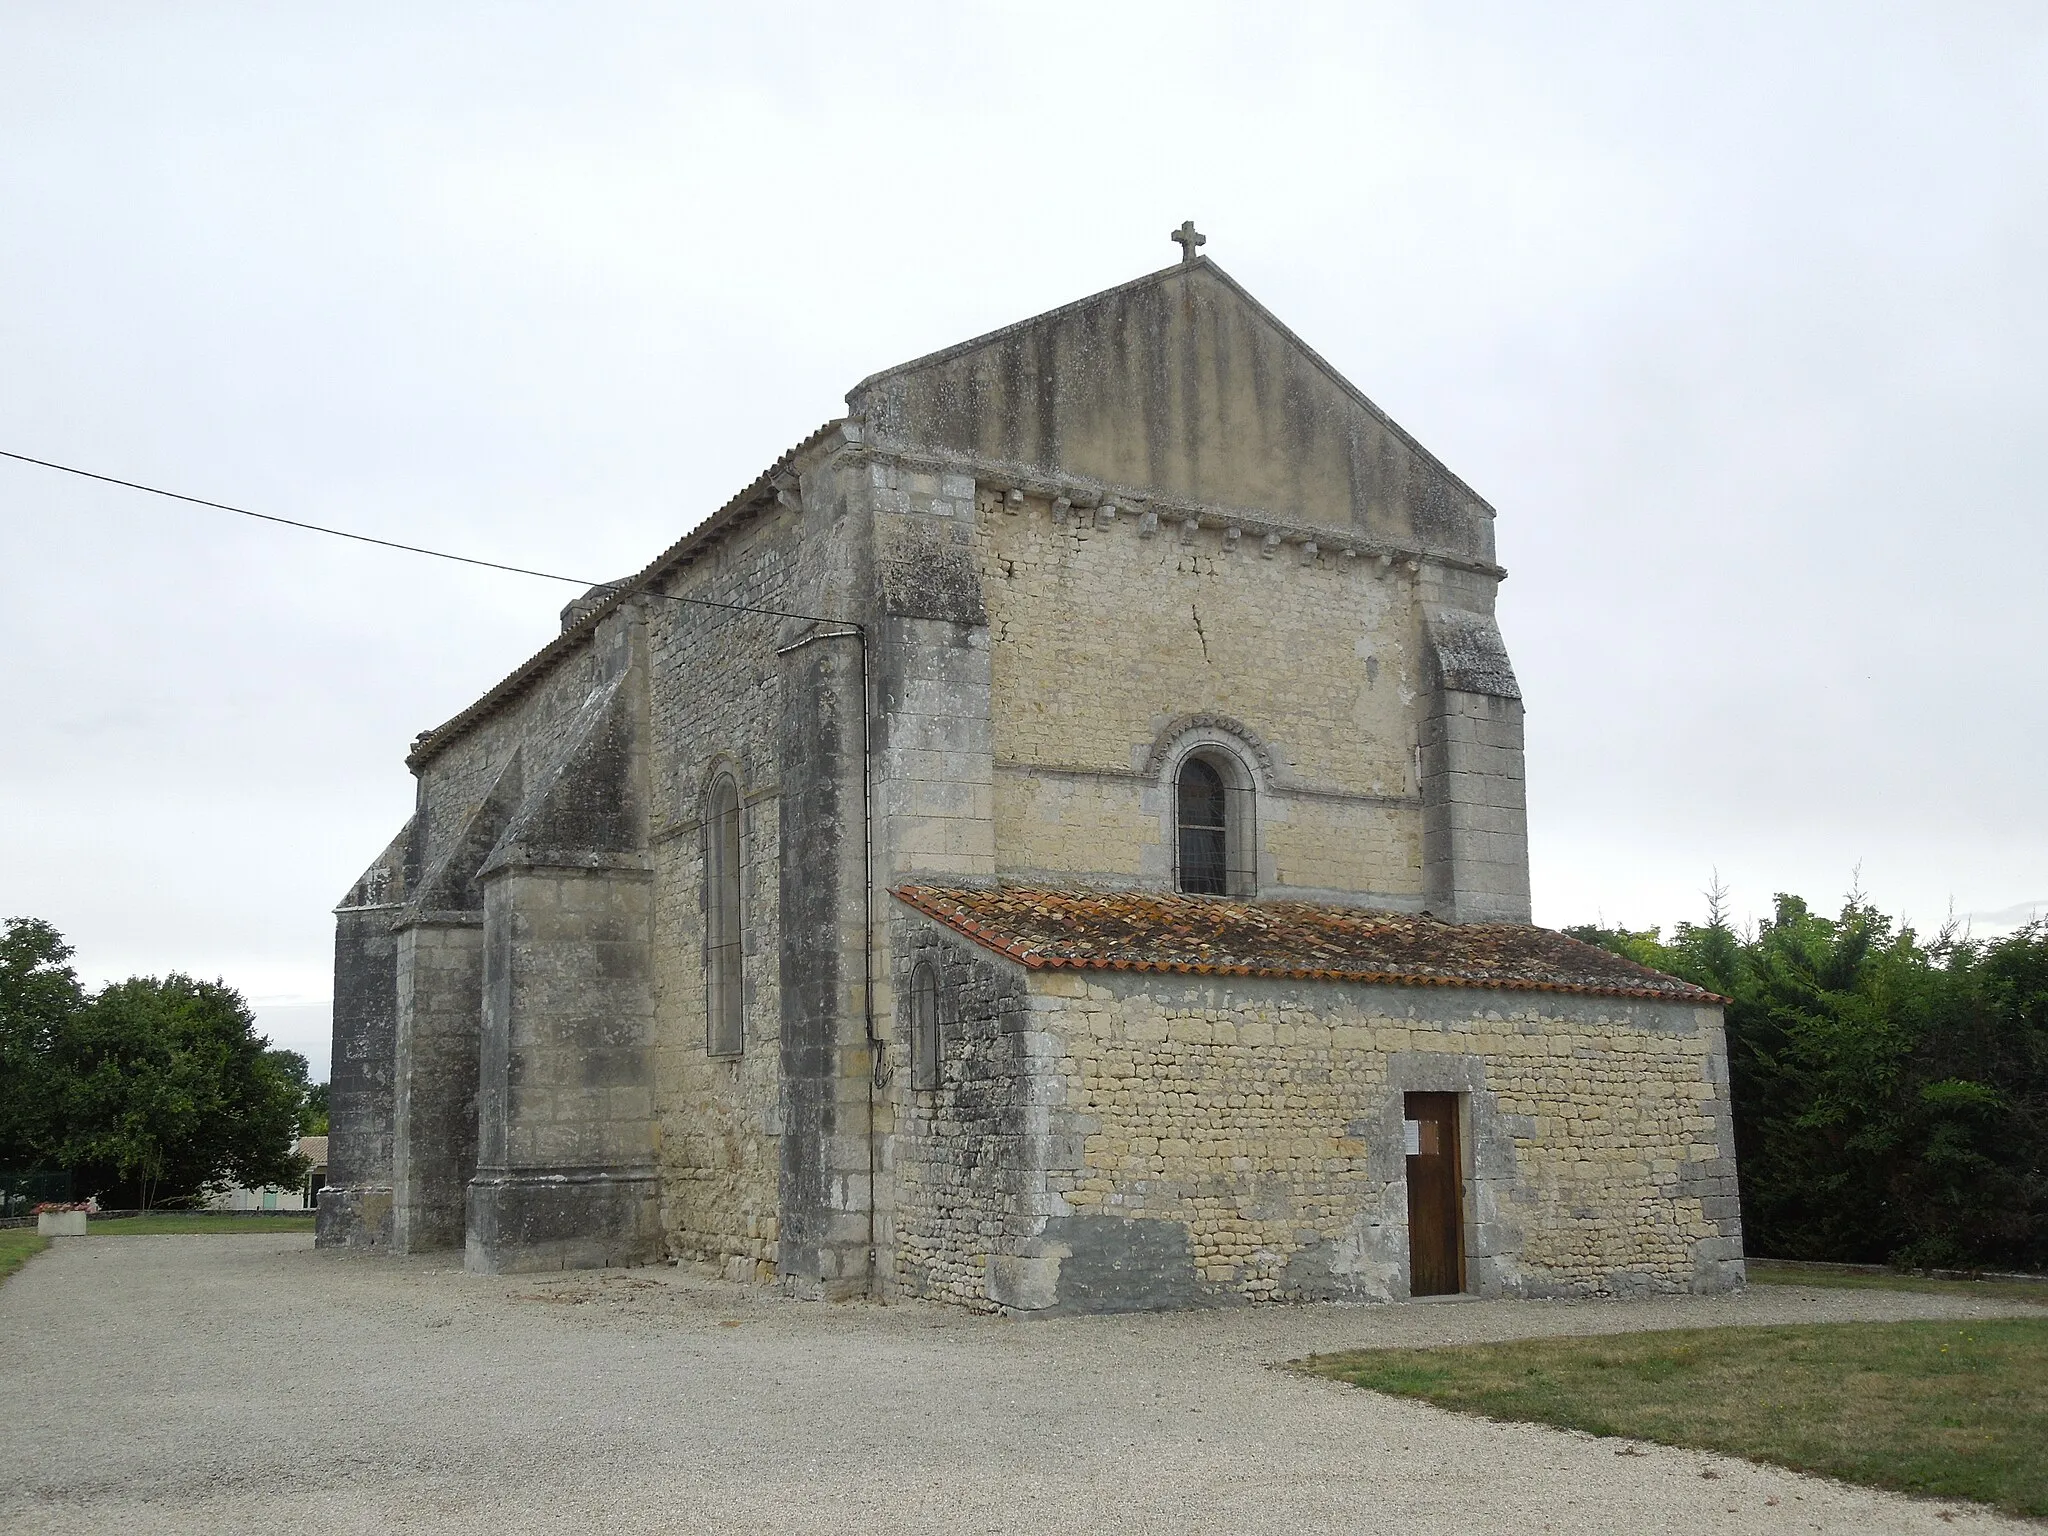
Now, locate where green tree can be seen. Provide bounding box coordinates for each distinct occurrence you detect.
[1719,895,1940,1261]
[1892,923,2048,1267]
[55,975,307,1208]
[1573,894,2048,1270]
[299,1080,330,1137]
[0,917,84,1170]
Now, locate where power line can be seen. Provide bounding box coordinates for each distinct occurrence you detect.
[6,443,880,1148]
[1,448,600,587]
[0,446,854,629]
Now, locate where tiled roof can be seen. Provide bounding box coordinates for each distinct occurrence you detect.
[894,886,1721,1003]
[296,1136,328,1165]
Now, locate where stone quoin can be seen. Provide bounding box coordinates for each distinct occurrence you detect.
[320,234,1744,1308]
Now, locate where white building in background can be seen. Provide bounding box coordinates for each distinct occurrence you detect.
[204,1136,328,1212]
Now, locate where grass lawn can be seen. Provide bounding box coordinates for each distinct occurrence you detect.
[1749,1258,2048,1307]
[0,1228,50,1284]
[0,1213,313,1282]
[1300,1318,2048,1519]
[90,1212,316,1235]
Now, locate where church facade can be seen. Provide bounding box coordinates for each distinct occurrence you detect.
[318,245,1745,1311]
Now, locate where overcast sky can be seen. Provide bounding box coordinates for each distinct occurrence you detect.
[4,2,2043,1078]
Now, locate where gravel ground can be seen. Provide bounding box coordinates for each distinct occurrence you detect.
[1,1235,2038,1535]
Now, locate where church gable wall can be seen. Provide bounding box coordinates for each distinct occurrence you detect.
[849,262,1495,561]
[970,484,1426,904]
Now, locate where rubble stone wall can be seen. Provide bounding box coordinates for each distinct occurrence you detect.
[885,922,1743,1312]
[883,913,1036,1307]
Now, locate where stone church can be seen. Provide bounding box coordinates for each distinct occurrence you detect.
[319,232,1745,1311]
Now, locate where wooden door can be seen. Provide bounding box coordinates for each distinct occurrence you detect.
[1405,1092,1464,1296]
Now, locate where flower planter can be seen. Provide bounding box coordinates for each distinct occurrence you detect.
[37,1210,88,1236]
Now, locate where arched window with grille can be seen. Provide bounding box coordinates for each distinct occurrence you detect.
[706,774,744,1056]
[909,961,941,1090]
[1175,748,1255,897]
[1176,757,1228,895]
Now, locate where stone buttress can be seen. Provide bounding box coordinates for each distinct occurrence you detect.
[466,607,659,1272]
[772,617,874,1298]
[316,823,409,1250]
[386,754,520,1252]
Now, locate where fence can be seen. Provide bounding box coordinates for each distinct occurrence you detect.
[0,1169,71,1219]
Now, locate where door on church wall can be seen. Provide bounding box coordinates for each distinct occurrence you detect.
[1404,1092,1465,1296]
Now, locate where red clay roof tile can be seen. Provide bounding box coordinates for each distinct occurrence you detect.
[893,885,1721,1003]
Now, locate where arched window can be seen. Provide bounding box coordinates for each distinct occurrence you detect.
[706,775,743,1056]
[1151,719,1264,898]
[1176,756,1230,895]
[909,961,941,1090]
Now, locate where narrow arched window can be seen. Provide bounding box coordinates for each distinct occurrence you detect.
[910,961,941,1090]
[706,775,744,1056]
[1176,756,1230,895]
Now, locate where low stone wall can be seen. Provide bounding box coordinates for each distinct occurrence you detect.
[886,929,1743,1313]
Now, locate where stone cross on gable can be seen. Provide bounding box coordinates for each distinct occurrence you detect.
[1170,220,1206,263]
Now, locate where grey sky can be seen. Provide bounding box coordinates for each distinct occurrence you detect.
[4,3,2043,1078]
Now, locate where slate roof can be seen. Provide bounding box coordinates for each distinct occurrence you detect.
[893,886,1720,1003]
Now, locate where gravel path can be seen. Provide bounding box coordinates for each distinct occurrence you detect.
[1,1235,2037,1534]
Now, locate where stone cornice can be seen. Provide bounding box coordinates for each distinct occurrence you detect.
[852,437,1507,582]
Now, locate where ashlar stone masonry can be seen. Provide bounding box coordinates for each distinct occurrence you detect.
[320,241,1744,1309]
